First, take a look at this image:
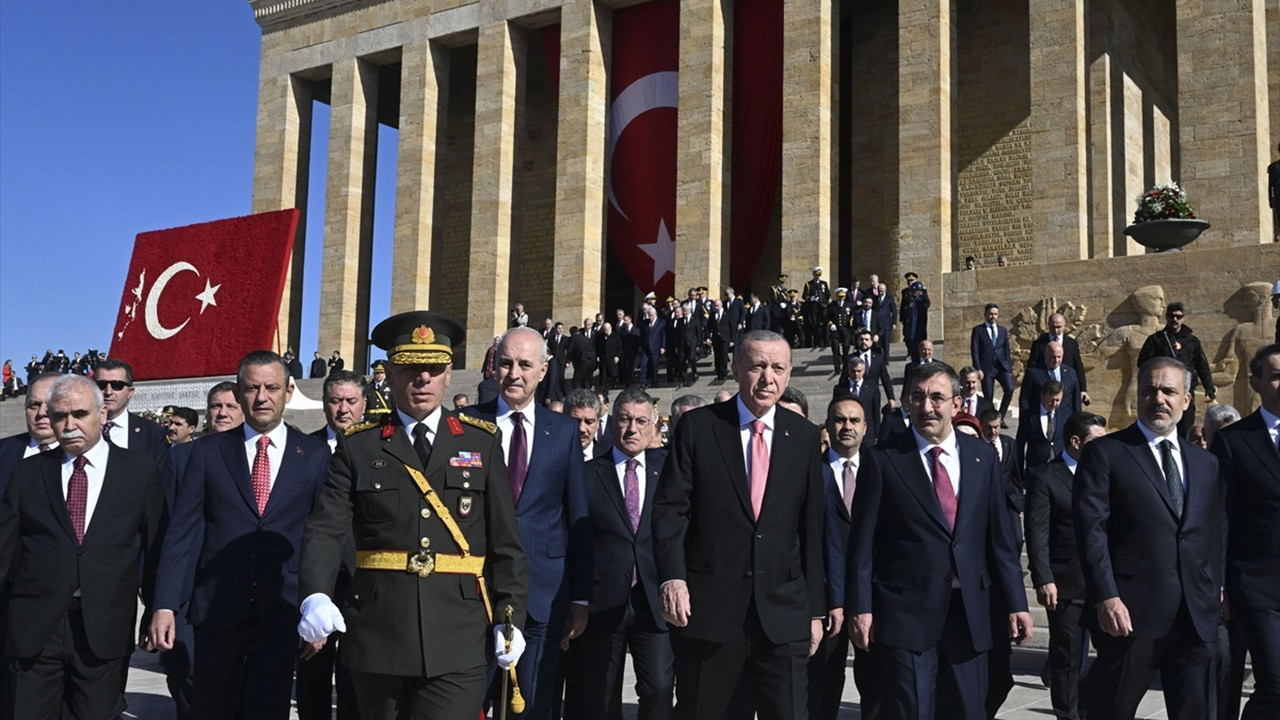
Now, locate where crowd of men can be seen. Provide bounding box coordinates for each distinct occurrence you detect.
[1,277,1278,720]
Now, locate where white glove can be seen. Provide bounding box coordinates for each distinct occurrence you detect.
[298,593,346,643]
[493,624,526,670]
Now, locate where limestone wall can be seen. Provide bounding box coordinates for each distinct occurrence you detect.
[943,243,1280,427]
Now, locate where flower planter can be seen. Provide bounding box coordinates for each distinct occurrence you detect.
[1123,218,1210,252]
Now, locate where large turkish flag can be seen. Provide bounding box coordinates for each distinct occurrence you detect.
[108,209,299,380]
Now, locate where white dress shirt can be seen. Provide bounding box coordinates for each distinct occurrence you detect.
[242,422,290,491]
[398,407,441,449]
[912,427,961,498]
[612,447,648,503]
[104,412,130,451]
[1137,421,1185,491]
[325,425,340,454]
[826,449,859,507]
[62,437,111,530]
[495,398,536,467]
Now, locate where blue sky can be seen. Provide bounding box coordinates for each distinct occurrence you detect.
[0,3,398,371]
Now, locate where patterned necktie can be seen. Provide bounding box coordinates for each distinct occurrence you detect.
[842,459,856,514]
[37,443,52,453]
[624,458,641,532]
[251,434,272,515]
[412,423,432,469]
[509,411,528,504]
[103,421,116,444]
[929,447,957,531]
[67,455,88,544]
[748,420,769,520]
[1160,440,1185,518]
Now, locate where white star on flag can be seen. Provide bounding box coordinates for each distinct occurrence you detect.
[639,219,676,286]
[195,278,221,314]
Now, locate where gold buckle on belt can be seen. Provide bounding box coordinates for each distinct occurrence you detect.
[407,550,435,577]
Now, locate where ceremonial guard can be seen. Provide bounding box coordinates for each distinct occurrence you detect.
[769,273,790,332]
[363,359,395,421]
[784,289,806,348]
[297,311,528,720]
[803,266,831,349]
[826,288,856,376]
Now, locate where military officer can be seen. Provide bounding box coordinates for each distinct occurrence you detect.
[363,359,395,421]
[803,266,831,349]
[297,311,529,720]
[826,288,856,376]
[769,273,790,332]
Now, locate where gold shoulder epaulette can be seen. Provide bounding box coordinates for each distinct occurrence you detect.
[458,413,498,434]
[343,420,381,437]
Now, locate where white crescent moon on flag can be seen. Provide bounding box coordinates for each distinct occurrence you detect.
[145,261,198,340]
[607,71,679,220]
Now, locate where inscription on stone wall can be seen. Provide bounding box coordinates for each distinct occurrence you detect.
[956,122,1033,263]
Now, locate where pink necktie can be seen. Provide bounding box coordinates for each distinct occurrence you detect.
[749,420,769,520]
[625,458,641,586]
[251,434,272,515]
[67,456,88,544]
[929,447,957,531]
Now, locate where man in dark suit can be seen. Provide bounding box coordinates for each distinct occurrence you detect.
[723,287,746,333]
[598,322,621,389]
[1137,302,1216,437]
[666,307,689,384]
[832,357,881,445]
[0,373,60,495]
[901,339,936,391]
[899,276,931,364]
[845,361,1032,720]
[978,408,1022,546]
[1075,356,1226,720]
[710,299,737,381]
[569,326,597,390]
[1016,380,1067,475]
[853,295,882,346]
[542,322,571,403]
[297,312,527,719]
[1027,313,1090,406]
[564,388,607,461]
[653,330,825,720]
[970,304,1015,418]
[638,308,667,388]
[1211,343,1280,719]
[957,366,994,420]
[617,312,640,387]
[295,370,365,720]
[580,389,674,720]
[874,282,897,359]
[803,267,832,351]
[471,327,592,720]
[878,403,911,445]
[0,374,165,720]
[1024,411,1107,720]
[94,357,170,467]
[815,395,878,720]
[850,329,897,409]
[1020,342,1082,417]
[149,351,332,720]
[309,351,327,379]
[744,293,770,333]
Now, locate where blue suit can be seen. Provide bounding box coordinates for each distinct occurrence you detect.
[638,317,667,386]
[970,323,1014,415]
[471,400,592,720]
[153,424,330,720]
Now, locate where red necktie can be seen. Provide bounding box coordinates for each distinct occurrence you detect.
[929,447,957,531]
[509,411,528,504]
[749,420,769,520]
[67,456,88,544]
[251,434,272,515]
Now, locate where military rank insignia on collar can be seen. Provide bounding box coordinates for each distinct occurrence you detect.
[447,416,464,435]
[450,452,483,468]
[381,423,396,440]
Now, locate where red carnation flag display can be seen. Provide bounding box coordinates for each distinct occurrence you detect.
[607,0,679,300]
[108,209,300,380]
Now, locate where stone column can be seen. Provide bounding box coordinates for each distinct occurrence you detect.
[251,69,313,354]
[1176,0,1271,246]
[319,56,378,368]
[675,0,728,290]
[781,0,833,275]
[468,21,525,368]
[554,0,610,327]
[1087,49,1114,258]
[897,0,953,340]
[1028,0,1088,264]
[393,27,448,314]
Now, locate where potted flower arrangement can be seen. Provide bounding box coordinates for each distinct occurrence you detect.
[1123,181,1210,251]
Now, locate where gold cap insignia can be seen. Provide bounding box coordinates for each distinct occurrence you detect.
[412,325,436,345]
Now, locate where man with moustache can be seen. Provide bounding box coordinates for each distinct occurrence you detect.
[0,374,165,719]
[580,390,674,720]
[846,362,1032,720]
[471,327,591,720]
[653,330,825,720]
[1137,302,1216,437]
[149,351,331,720]
[95,357,170,466]
[814,395,879,720]
[1210,343,1280,719]
[296,312,527,719]
[1028,313,1090,406]
[1075,357,1225,720]
[957,367,994,420]
[163,407,199,445]
[295,370,366,720]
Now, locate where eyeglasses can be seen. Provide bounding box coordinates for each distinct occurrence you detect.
[907,393,955,407]
[96,380,132,391]
[615,415,653,429]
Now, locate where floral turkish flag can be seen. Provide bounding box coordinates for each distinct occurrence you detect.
[108,210,299,380]
[607,0,679,299]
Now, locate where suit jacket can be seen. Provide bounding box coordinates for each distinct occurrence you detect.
[154,424,330,630]
[877,407,911,445]
[845,430,1027,653]
[822,450,874,611]
[876,295,897,333]
[849,348,895,402]
[1075,424,1225,640]
[994,433,1022,513]
[1016,407,1068,473]
[725,297,745,330]
[957,394,994,419]
[852,308,881,338]
[744,304,769,332]
[1019,365,1082,417]
[0,432,34,498]
[970,323,1014,375]
[712,309,737,345]
[0,446,164,659]
[652,400,825,645]
[300,411,526,677]
[470,401,592,622]
[1211,411,1280,610]
[587,449,668,630]
[120,411,172,468]
[309,358,327,378]
[570,333,596,367]
[639,318,667,357]
[1023,459,1085,599]
[1027,333,1088,393]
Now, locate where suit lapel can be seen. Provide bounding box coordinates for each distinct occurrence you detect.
[521,408,557,510]
[1240,414,1280,481]
[263,428,313,518]
[220,429,258,514]
[41,453,77,544]
[887,434,950,533]
[1121,426,1177,517]
[954,436,985,531]
[84,447,126,544]
[637,452,663,539]
[761,412,802,519]
[712,403,753,519]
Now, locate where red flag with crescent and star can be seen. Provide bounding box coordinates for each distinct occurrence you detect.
[108,209,299,380]
[607,0,679,299]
